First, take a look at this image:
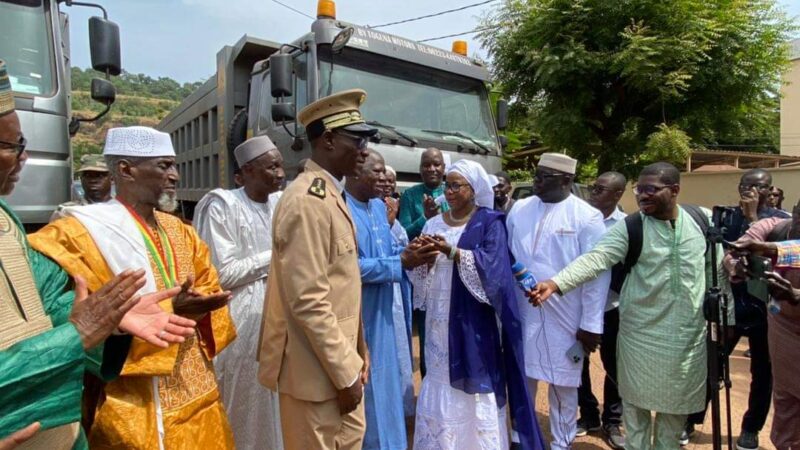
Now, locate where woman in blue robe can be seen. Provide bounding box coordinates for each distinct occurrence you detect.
[409,159,545,450]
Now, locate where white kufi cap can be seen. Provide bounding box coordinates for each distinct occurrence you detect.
[103,126,175,158]
[538,152,577,175]
[234,135,278,167]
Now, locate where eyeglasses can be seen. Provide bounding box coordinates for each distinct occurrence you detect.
[0,135,26,158]
[738,183,770,191]
[444,181,471,192]
[633,184,674,196]
[334,130,368,150]
[588,184,617,194]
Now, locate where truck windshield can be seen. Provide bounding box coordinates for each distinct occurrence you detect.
[320,48,498,152]
[0,0,55,96]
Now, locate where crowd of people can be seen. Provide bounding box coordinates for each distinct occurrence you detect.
[2,57,800,450]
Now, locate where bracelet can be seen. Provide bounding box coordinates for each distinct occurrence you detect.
[448,246,457,260]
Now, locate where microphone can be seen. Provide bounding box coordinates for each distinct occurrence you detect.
[511,262,537,293]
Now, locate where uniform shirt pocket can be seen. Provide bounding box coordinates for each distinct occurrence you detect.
[335,234,355,256]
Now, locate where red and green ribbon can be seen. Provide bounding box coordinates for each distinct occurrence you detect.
[121,202,177,288]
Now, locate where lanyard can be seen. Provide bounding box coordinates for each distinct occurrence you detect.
[121,202,177,288]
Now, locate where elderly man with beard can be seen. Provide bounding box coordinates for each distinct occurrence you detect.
[345,150,434,449]
[529,162,734,450]
[194,135,285,450]
[30,126,238,449]
[0,61,196,450]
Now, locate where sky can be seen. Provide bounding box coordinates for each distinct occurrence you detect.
[63,0,800,84]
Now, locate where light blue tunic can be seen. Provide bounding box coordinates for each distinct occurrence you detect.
[346,193,408,450]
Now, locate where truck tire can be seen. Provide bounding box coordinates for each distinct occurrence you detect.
[227,109,248,155]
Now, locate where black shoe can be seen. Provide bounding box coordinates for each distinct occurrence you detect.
[576,417,601,437]
[736,431,758,450]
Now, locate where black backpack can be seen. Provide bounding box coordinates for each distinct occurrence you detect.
[609,204,710,293]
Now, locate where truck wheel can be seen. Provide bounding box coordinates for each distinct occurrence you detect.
[227,109,248,154]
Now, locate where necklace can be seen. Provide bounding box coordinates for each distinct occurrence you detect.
[447,207,475,224]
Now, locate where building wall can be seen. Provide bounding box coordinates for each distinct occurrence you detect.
[781,47,800,156]
[619,167,800,213]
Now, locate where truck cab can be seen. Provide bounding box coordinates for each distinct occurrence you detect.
[0,0,119,226]
[158,0,507,214]
[250,4,506,187]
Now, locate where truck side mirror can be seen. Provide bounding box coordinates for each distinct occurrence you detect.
[270,54,293,97]
[496,98,508,131]
[89,16,121,76]
[90,78,116,105]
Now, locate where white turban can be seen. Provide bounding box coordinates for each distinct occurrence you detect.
[446,159,494,209]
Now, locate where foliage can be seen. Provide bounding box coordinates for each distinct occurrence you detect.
[70,68,195,170]
[482,0,795,178]
[71,67,203,102]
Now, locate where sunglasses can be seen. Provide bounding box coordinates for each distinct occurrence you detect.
[0,135,26,158]
[533,171,566,181]
[334,130,368,150]
[633,184,674,196]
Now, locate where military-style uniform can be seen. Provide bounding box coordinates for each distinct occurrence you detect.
[51,154,110,222]
[258,90,377,450]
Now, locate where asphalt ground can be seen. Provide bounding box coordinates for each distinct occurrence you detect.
[409,334,776,449]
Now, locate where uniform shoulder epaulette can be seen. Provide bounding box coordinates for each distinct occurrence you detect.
[308,177,326,199]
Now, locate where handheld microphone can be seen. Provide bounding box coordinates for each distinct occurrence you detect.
[511,262,537,292]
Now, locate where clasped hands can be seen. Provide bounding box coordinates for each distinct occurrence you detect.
[69,270,232,351]
[400,234,451,269]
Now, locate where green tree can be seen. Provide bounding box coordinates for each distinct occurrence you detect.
[482,0,795,177]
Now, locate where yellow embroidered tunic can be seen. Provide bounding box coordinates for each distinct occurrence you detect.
[30,211,237,450]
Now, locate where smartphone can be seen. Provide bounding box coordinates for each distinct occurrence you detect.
[747,255,772,303]
[566,341,585,365]
[748,255,772,279]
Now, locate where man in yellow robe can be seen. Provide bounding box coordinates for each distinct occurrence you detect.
[30,126,237,450]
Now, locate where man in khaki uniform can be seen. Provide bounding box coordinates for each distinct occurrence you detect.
[259,89,377,449]
[51,154,112,221]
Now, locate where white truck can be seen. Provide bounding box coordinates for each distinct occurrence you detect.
[1,0,120,226]
[158,0,508,216]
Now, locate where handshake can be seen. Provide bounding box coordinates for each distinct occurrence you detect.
[401,234,454,269]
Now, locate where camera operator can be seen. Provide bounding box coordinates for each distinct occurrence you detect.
[684,169,789,449]
[725,198,800,450]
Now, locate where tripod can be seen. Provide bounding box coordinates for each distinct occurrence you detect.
[704,208,734,450]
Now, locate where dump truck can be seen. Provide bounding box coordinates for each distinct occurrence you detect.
[1,0,120,227]
[158,0,508,217]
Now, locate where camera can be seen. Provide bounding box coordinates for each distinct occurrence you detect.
[712,206,737,232]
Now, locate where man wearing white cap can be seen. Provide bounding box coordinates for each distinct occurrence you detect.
[0,61,194,450]
[194,135,285,450]
[506,153,609,450]
[30,126,239,449]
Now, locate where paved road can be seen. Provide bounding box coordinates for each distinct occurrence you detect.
[410,336,776,449]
